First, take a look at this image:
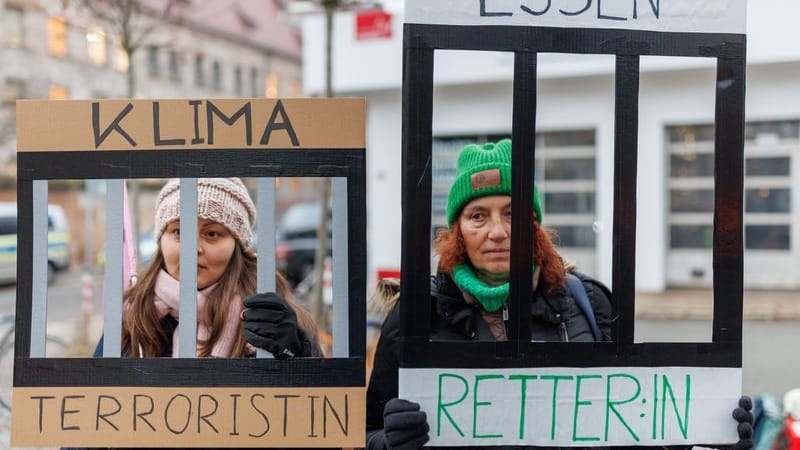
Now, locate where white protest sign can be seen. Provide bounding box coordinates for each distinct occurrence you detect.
[399,367,741,447]
[404,0,747,35]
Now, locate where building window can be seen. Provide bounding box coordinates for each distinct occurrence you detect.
[250,67,258,97]
[265,73,279,98]
[432,129,597,250]
[168,49,180,82]
[668,121,797,251]
[113,37,129,72]
[48,85,69,100]
[86,25,107,66]
[194,53,205,86]
[3,78,26,106]
[3,7,24,48]
[47,17,68,57]
[147,45,159,77]
[233,66,243,96]
[211,60,222,89]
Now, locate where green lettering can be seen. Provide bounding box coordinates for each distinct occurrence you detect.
[509,375,538,439]
[652,374,658,440]
[604,374,641,442]
[660,374,690,439]
[541,375,573,440]
[473,375,504,439]
[437,373,469,437]
[572,375,602,442]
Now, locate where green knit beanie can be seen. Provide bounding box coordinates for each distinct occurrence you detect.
[446,139,543,226]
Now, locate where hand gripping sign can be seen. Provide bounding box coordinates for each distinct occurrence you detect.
[12,98,367,448]
[398,0,747,447]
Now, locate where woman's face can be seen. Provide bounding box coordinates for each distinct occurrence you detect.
[160,218,237,289]
[458,195,512,284]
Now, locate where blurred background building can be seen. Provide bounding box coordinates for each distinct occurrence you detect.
[0,0,316,267]
[302,0,800,292]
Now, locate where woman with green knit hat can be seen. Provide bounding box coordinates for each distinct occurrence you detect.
[365,138,614,449]
[365,139,754,450]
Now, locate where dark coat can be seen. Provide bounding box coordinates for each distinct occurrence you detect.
[365,271,614,450]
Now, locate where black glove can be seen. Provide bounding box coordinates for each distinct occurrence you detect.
[382,398,429,450]
[731,396,754,450]
[242,293,306,358]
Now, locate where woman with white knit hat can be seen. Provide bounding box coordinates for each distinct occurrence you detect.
[121,177,320,358]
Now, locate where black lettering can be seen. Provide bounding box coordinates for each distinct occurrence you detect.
[308,395,319,438]
[133,394,156,432]
[229,394,241,436]
[61,395,84,431]
[190,100,205,144]
[248,394,270,438]
[206,100,252,145]
[633,0,659,19]
[560,0,591,16]
[164,394,192,435]
[259,100,299,146]
[275,394,300,437]
[520,0,551,16]
[153,102,186,146]
[92,102,136,148]
[323,394,348,438]
[480,0,512,17]
[197,394,219,434]
[96,395,121,431]
[598,0,626,20]
[31,395,55,433]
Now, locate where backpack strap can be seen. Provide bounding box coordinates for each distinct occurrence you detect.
[565,273,603,342]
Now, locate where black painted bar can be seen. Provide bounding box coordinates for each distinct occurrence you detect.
[400,34,434,365]
[348,160,368,357]
[17,149,362,180]
[404,25,745,58]
[399,341,740,369]
[15,357,365,387]
[612,55,640,346]
[713,53,746,345]
[13,180,32,362]
[509,51,537,353]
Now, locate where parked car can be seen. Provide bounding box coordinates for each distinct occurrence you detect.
[0,202,71,285]
[276,201,331,287]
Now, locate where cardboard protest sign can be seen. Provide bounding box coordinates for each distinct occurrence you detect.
[400,368,740,446]
[13,98,367,448]
[399,0,746,446]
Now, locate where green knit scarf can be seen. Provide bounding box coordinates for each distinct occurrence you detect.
[452,264,509,313]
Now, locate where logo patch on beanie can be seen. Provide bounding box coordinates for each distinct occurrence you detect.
[471,169,501,189]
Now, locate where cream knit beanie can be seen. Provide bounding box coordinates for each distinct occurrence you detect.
[155,178,257,253]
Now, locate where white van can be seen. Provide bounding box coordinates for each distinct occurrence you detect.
[0,202,71,284]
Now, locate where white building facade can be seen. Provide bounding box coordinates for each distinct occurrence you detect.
[303,1,800,292]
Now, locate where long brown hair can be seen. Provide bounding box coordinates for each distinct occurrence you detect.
[434,219,566,290]
[121,244,318,357]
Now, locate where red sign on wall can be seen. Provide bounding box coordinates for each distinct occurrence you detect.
[356,10,393,40]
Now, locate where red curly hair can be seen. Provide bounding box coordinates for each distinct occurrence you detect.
[434,219,566,290]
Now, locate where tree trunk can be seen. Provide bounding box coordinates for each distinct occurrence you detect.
[309,4,336,329]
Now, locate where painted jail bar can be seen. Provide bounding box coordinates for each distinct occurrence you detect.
[12,98,367,448]
[397,0,747,447]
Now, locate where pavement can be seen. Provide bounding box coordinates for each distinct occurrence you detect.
[636,288,800,320]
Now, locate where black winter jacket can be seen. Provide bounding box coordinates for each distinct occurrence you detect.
[366,271,614,450]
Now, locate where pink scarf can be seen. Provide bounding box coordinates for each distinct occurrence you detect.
[152,270,242,357]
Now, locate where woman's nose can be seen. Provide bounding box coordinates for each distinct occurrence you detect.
[487,218,509,240]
